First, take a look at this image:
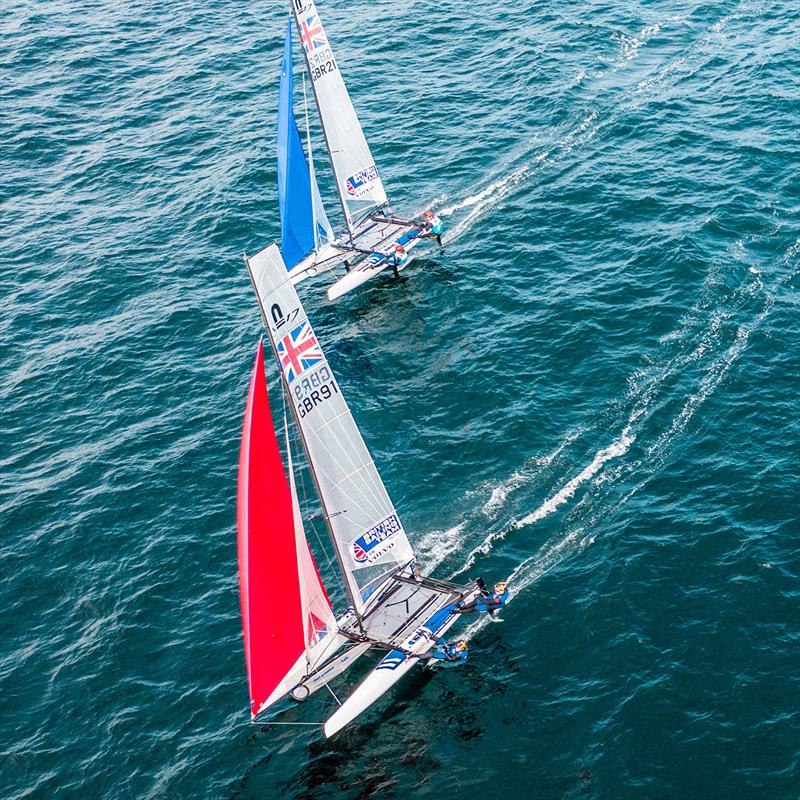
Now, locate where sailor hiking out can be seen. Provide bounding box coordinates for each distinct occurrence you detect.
[456,581,509,614]
[421,209,444,246]
[389,243,408,277]
[421,639,469,664]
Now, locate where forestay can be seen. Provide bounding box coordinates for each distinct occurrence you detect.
[245,244,414,614]
[291,0,388,230]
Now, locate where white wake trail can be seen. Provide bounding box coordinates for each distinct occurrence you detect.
[460,526,594,641]
[514,427,634,529]
[482,428,582,516]
[455,425,634,575]
[415,429,583,574]
[415,521,467,574]
[439,111,601,246]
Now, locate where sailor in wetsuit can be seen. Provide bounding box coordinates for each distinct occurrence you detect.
[420,639,469,664]
[421,209,444,246]
[456,581,509,615]
[389,243,407,277]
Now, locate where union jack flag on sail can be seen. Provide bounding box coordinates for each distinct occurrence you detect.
[299,15,326,53]
[277,322,323,384]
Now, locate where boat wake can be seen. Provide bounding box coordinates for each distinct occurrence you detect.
[457,425,634,575]
[411,0,785,641]
[482,429,581,516]
[438,112,600,247]
[426,234,799,634]
[415,429,583,574]
[432,0,761,251]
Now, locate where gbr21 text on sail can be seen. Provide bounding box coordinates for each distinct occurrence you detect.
[294,0,338,83]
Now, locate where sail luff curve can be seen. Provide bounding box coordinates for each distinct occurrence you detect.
[290,0,388,230]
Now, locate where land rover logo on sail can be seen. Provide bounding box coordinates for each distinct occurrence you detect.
[345,165,379,197]
[352,514,401,564]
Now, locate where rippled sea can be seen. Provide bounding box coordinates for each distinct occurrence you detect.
[3,0,799,797]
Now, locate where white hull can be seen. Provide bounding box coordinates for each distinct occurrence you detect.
[288,242,350,284]
[291,642,372,700]
[323,585,480,737]
[327,235,432,301]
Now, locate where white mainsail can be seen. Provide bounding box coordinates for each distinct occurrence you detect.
[245,243,414,614]
[291,0,388,231]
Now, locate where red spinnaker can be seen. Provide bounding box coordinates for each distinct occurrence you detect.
[237,341,306,716]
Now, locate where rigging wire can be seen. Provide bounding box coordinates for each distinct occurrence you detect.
[324,681,342,707]
[257,721,324,727]
[279,391,347,599]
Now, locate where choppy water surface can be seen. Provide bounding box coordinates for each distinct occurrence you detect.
[2,1,799,797]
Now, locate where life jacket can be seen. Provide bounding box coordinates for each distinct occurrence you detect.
[476,589,508,612]
[432,643,468,662]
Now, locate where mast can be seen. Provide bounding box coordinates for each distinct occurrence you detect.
[289,3,353,239]
[277,341,364,619]
[277,19,333,269]
[302,73,319,252]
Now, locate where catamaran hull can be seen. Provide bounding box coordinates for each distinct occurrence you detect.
[291,641,372,700]
[327,253,417,301]
[288,242,351,284]
[323,652,418,737]
[323,590,479,737]
[327,235,439,300]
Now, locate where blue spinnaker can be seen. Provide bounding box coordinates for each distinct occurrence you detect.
[277,20,331,270]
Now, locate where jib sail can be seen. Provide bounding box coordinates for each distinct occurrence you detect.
[237,340,338,717]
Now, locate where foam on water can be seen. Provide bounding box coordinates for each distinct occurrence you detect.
[455,426,634,575]
[449,230,797,599]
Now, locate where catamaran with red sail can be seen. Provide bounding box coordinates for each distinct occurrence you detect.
[237,244,481,737]
[271,1,443,301]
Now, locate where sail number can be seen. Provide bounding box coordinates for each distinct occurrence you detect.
[294,366,339,418]
[307,48,338,81]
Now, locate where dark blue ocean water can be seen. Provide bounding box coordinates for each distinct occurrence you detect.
[2,1,799,797]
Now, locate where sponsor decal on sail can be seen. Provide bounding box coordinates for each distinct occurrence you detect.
[345,165,380,197]
[351,514,402,564]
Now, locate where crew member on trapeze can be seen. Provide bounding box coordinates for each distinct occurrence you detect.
[419,639,469,664]
[420,209,444,246]
[455,580,509,614]
[389,243,407,277]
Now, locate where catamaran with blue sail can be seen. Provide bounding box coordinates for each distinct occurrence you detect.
[238,244,482,736]
[271,0,441,301]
